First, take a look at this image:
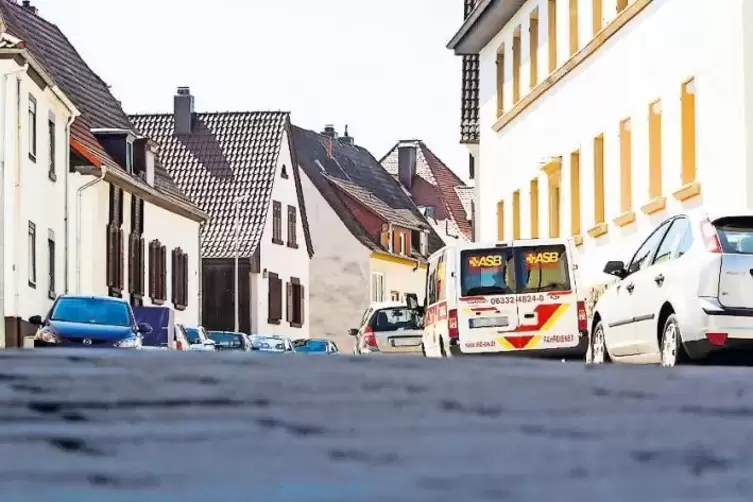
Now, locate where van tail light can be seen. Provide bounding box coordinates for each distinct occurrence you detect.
[176,340,184,351]
[577,301,587,332]
[448,309,459,339]
[705,332,728,346]
[363,325,378,347]
[700,218,722,254]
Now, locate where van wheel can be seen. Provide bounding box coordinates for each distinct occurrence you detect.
[439,337,449,358]
[660,314,688,367]
[589,320,610,364]
[420,342,426,357]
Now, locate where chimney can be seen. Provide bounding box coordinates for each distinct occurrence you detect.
[174,86,194,135]
[397,141,417,190]
[21,0,38,14]
[321,124,337,138]
[338,124,354,146]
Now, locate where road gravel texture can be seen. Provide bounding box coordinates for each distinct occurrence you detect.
[1,350,753,501]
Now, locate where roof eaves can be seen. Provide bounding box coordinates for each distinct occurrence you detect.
[284,119,315,258]
[447,0,526,54]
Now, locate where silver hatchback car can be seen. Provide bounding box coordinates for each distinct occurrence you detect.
[350,302,424,355]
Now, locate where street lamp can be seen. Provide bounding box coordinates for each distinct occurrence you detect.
[233,194,249,332]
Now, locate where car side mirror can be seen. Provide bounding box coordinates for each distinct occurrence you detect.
[137,323,153,334]
[204,339,216,346]
[348,328,359,337]
[603,260,627,279]
[29,315,43,326]
[405,293,419,310]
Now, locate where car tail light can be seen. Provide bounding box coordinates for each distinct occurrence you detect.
[176,340,184,351]
[700,218,722,253]
[448,309,459,339]
[577,301,587,332]
[363,325,377,347]
[705,332,728,346]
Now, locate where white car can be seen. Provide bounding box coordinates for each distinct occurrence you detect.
[349,301,424,355]
[590,209,753,366]
[177,324,217,352]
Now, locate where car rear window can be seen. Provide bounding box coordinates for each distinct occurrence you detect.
[715,217,753,254]
[515,245,571,293]
[369,308,422,332]
[460,248,515,297]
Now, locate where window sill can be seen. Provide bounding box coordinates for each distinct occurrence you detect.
[272,238,284,246]
[612,210,636,228]
[48,171,57,183]
[174,303,187,312]
[28,280,36,289]
[640,196,666,216]
[151,297,164,305]
[267,318,281,325]
[28,153,36,163]
[586,222,608,239]
[492,0,652,133]
[286,242,299,249]
[289,322,303,329]
[672,181,701,202]
[281,172,289,179]
[572,234,583,247]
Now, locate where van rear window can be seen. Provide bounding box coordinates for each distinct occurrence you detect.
[714,217,753,254]
[516,245,571,293]
[460,248,515,297]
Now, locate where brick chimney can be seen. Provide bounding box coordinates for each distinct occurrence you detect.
[21,0,38,14]
[397,141,417,190]
[321,124,337,138]
[174,87,194,135]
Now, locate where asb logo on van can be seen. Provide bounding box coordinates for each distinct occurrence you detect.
[524,251,560,268]
[467,255,503,268]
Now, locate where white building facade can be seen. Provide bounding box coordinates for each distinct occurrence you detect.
[449,0,748,287]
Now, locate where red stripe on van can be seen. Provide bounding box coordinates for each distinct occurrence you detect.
[460,296,485,302]
[471,307,498,312]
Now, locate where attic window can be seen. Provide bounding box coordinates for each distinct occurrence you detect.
[281,164,288,179]
[125,139,134,174]
[418,205,435,219]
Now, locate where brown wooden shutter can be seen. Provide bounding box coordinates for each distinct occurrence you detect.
[299,285,305,325]
[171,248,178,304]
[128,234,136,293]
[160,245,167,301]
[148,241,156,298]
[182,253,189,307]
[106,225,114,287]
[139,238,146,296]
[117,228,124,291]
[286,281,292,322]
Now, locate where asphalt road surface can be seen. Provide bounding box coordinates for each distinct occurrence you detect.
[2,350,753,501]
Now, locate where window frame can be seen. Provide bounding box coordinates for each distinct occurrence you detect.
[47,229,55,299]
[626,220,673,276]
[652,217,690,265]
[287,205,298,248]
[371,272,385,303]
[125,139,134,174]
[272,201,283,245]
[28,94,37,161]
[28,221,36,288]
[267,272,283,324]
[48,115,56,181]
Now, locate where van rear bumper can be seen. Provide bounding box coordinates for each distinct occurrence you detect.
[450,332,589,359]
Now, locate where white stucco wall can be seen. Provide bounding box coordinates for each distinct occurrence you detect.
[369,255,427,304]
[254,130,311,338]
[1,61,75,328]
[476,0,747,286]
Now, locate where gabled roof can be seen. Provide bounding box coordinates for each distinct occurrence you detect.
[292,125,444,258]
[380,140,473,240]
[130,112,314,260]
[0,0,198,215]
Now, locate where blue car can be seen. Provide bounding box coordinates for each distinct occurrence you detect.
[30,294,152,348]
[293,338,339,354]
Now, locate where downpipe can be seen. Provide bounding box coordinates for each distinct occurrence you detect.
[76,166,107,292]
[63,114,75,292]
[0,63,28,348]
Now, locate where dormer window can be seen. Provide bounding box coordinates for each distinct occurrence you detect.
[125,139,134,174]
[399,233,406,256]
[281,164,288,179]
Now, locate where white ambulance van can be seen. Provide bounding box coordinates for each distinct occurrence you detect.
[418,238,588,358]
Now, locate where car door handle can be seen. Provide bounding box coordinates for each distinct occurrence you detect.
[654,274,665,286]
[625,283,635,293]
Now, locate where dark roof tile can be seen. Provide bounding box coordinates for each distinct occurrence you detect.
[461,0,480,143]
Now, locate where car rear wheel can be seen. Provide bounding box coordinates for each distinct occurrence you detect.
[589,320,610,364]
[660,314,688,367]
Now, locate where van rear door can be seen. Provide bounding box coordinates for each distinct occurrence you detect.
[511,243,580,349]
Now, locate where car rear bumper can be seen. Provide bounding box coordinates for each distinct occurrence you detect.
[450,331,589,359]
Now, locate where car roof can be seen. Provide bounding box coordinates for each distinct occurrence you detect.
[58,294,128,303]
[369,301,407,310]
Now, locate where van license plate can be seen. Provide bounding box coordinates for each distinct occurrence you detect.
[470,317,509,328]
[391,338,421,347]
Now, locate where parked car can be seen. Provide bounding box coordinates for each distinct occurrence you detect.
[207,331,253,351]
[293,338,339,354]
[591,209,753,366]
[31,294,151,348]
[249,334,296,353]
[178,324,217,351]
[350,302,424,355]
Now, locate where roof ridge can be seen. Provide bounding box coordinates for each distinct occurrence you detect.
[128,110,290,118]
[418,143,466,186]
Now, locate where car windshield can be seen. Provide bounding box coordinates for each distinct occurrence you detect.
[49,297,131,327]
[250,335,286,351]
[183,327,203,344]
[301,340,328,352]
[208,332,246,349]
[370,308,422,332]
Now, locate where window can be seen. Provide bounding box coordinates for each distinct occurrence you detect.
[512,29,521,103]
[711,217,753,255]
[530,178,539,238]
[653,217,690,265]
[390,291,400,301]
[106,186,124,297]
[50,297,131,327]
[287,205,298,248]
[125,140,134,174]
[272,201,283,244]
[681,78,697,185]
[287,277,305,327]
[48,229,55,299]
[496,45,505,116]
[129,197,145,306]
[28,95,37,161]
[48,117,56,181]
[516,245,571,293]
[399,232,406,256]
[148,240,167,303]
[546,165,562,238]
[267,272,283,324]
[529,9,539,89]
[675,226,693,259]
[616,0,628,12]
[281,164,289,179]
[547,0,558,73]
[619,118,632,214]
[28,221,36,288]
[570,150,581,236]
[592,0,603,35]
[649,99,663,199]
[593,134,605,225]
[369,307,422,332]
[426,252,447,305]
[512,190,521,239]
[569,0,579,56]
[171,248,189,310]
[497,200,505,240]
[371,272,385,302]
[460,248,515,297]
[626,221,671,275]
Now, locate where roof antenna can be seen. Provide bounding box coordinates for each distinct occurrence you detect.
[344,124,349,137]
